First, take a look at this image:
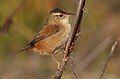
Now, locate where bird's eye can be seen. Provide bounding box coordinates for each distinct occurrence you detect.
[59,15,63,17]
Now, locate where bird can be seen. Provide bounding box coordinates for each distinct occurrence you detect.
[8,8,74,69]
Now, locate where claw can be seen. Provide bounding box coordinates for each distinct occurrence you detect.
[83,8,88,13]
[57,62,60,70]
[76,32,81,37]
[63,57,68,61]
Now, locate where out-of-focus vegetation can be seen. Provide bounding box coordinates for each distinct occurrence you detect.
[0,0,120,79]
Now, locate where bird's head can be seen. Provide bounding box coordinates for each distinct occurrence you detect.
[48,8,75,25]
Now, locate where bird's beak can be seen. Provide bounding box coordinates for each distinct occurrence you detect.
[66,12,75,15]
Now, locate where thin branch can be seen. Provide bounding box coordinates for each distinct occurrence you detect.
[0,0,27,34]
[99,41,117,79]
[54,0,86,79]
[64,0,86,58]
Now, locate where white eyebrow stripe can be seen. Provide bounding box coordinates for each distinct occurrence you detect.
[53,13,61,16]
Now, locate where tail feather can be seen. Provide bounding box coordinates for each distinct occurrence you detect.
[8,46,31,57]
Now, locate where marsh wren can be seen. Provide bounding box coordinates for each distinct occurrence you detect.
[9,8,74,68]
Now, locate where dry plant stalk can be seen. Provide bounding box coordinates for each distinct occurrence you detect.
[99,41,117,79]
[54,0,86,79]
[0,0,27,34]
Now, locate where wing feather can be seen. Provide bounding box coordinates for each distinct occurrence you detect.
[28,24,60,47]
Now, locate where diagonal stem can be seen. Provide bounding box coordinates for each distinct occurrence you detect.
[99,41,117,79]
[54,0,86,79]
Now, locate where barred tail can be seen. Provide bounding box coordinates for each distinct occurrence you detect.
[8,46,31,57]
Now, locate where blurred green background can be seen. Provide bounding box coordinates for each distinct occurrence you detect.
[0,0,120,79]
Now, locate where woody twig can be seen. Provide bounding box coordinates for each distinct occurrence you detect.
[54,0,86,79]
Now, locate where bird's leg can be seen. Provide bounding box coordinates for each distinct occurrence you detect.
[53,49,62,55]
[51,55,60,70]
[53,45,65,55]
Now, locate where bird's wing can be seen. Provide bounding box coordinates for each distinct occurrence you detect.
[28,24,60,47]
